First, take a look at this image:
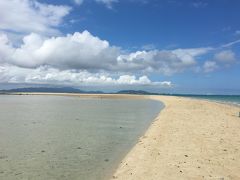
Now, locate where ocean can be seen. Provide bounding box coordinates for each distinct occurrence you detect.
[0,95,163,180]
[177,95,240,106]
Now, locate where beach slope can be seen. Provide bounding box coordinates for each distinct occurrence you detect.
[112,95,240,180]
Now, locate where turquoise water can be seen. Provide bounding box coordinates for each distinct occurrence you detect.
[0,95,163,180]
[177,95,240,106]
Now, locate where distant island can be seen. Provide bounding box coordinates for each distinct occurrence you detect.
[0,87,162,95]
[1,87,240,97]
[0,87,103,94]
[116,90,158,95]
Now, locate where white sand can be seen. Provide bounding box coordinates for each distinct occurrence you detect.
[112,95,240,180]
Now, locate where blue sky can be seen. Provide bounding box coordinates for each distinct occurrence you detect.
[0,0,239,94]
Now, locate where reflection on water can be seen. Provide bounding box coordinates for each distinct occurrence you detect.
[0,95,163,180]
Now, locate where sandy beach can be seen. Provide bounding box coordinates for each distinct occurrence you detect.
[112,95,240,180]
[11,93,240,179]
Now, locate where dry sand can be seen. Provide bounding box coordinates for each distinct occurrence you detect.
[111,95,240,180]
[12,93,240,179]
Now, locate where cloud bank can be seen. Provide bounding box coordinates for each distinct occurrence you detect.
[0,65,172,87]
[0,31,211,75]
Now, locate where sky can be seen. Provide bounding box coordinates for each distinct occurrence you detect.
[0,0,240,94]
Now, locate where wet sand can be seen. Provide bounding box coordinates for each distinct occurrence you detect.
[11,93,240,179]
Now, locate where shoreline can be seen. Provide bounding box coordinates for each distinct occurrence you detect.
[112,95,240,180]
[180,96,240,108]
[3,93,240,179]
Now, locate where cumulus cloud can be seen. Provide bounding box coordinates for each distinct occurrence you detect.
[0,31,212,76]
[0,0,71,35]
[0,65,172,87]
[214,50,236,63]
[117,47,211,75]
[0,31,119,69]
[203,61,218,72]
[0,34,13,62]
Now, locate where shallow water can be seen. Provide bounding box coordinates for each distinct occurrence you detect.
[0,95,163,180]
[178,95,240,106]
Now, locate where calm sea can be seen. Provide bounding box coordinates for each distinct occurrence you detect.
[177,95,240,106]
[0,95,163,180]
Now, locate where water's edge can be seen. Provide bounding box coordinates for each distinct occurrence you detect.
[176,95,240,108]
[105,98,164,180]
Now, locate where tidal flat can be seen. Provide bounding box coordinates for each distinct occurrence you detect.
[0,95,162,180]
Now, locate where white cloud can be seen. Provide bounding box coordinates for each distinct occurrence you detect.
[117,47,211,75]
[0,64,172,87]
[201,50,236,73]
[0,34,14,62]
[221,39,240,48]
[214,50,236,63]
[0,0,71,35]
[0,31,212,76]
[0,31,119,69]
[115,75,171,86]
[203,61,218,72]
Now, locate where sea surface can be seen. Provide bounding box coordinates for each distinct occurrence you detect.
[0,95,163,180]
[178,95,240,106]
